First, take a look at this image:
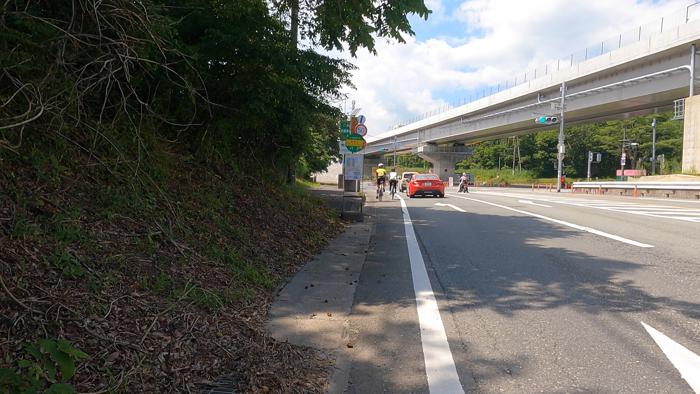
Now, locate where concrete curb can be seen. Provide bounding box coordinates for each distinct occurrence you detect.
[266,206,374,393]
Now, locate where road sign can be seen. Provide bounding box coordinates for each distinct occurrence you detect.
[350,116,358,134]
[339,120,350,137]
[344,154,363,180]
[621,153,626,166]
[344,133,366,153]
[354,123,368,136]
[357,115,366,125]
[339,140,352,155]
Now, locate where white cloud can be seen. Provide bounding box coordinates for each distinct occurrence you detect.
[343,0,690,138]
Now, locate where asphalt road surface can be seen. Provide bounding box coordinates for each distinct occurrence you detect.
[342,186,700,394]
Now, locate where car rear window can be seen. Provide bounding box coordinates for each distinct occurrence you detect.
[403,173,415,180]
[415,174,439,180]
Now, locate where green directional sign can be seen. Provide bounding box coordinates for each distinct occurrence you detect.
[344,133,366,153]
[339,119,350,137]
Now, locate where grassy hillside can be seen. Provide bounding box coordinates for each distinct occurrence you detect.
[0,137,343,392]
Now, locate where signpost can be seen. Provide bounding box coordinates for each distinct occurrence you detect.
[344,133,366,153]
[343,154,363,181]
[339,112,367,219]
[339,140,352,155]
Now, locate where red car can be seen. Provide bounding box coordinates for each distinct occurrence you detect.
[407,174,445,198]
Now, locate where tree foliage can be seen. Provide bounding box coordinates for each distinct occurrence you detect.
[271,0,430,55]
[1,0,380,178]
[458,113,684,178]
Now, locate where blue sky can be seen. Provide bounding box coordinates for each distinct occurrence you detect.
[341,0,690,138]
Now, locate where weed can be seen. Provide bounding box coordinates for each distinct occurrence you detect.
[152,272,173,295]
[52,211,84,243]
[227,252,274,290]
[48,249,84,279]
[11,216,40,239]
[0,339,88,393]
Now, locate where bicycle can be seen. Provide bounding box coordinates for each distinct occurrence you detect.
[376,179,385,201]
[389,180,397,199]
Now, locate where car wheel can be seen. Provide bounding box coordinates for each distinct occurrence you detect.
[439,193,444,198]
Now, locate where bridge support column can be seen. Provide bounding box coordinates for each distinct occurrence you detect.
[362,156,382,181]
[682,95,700,173]
[416,152,468,182]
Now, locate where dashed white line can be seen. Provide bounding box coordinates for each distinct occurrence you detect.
[447,193,654,248]
[641,322,700,393]
[398,195,464,394]
[435,202,466,212]
[518,199,552,208]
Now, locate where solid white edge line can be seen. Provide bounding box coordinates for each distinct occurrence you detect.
[447,193,654,248]
[399,195,464,394]
[641,322,700,393]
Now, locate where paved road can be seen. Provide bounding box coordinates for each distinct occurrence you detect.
[342,187,700,393]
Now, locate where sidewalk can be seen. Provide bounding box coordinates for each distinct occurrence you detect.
[266,188,372,392]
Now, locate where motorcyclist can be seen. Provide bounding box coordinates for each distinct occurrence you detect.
[459,172,469,193]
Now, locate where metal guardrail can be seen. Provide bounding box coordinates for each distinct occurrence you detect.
[414,145,474,154]
[572,181,700,190]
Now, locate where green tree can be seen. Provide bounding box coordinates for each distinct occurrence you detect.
[272,0,431,55]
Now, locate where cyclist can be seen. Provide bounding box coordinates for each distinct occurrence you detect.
[375,163,387,198]
[459,172,469,193]
[388,168,399,197]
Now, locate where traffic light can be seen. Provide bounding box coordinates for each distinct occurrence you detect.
[535,115,559,125]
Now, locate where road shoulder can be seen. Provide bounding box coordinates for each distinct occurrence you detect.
[266,198,372,392]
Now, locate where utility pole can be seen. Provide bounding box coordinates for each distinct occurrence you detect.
[620,127,627,181]
[556,82,567,192]
[392,136,397,168]
[512,137,516,175]
[587,151,592,181]
[651,116,657,175]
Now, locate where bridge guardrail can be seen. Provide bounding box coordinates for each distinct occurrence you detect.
[572,181,700,190]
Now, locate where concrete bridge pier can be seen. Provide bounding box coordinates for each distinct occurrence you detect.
[362,157,382,180]
[417,148,471,182]
[683,95,700,173]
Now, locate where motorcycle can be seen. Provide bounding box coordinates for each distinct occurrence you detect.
[459,181,469,193]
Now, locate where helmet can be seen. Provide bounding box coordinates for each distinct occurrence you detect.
[462,173,466,176]
[378,163,384,167]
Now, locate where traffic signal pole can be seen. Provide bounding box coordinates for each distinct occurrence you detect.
[556,82,567,192]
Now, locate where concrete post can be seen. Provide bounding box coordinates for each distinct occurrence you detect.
[682,95,700,173]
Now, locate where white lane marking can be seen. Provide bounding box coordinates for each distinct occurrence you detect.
[641,322,700,393]
[518,199,552,208]
[399,195,464,394]
[472,191,700,223]
[447,193,654,248]
[435,202,466,212]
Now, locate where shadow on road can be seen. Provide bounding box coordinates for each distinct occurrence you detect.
[345,198,700,393]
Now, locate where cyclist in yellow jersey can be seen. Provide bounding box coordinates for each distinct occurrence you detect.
[375,163,387,198]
